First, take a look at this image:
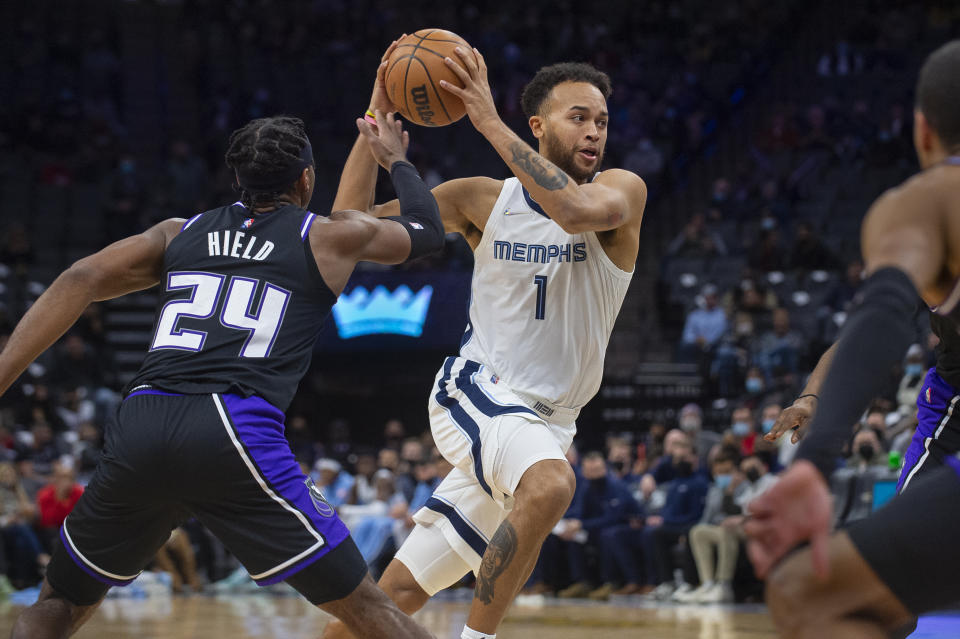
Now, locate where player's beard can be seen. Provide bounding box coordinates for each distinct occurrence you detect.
[542,133,603,184]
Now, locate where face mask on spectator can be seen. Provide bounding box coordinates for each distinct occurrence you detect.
[715,474,732,490]
[610,460,625,474]
[858,444,876,461]
[905,363,925,378]
[762,419,776,434]
[680,416,701,432]
[745,467,762,482]
[732,421,751,437]
[746,378,764,393]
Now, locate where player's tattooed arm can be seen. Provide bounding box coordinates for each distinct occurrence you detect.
[475,520,518,605]
[507,142,569,191]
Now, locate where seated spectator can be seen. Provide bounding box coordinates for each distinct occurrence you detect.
[72,422,103,484]
[666,213,728,258]
[753,307,806,385]
[677,404,721,469]
[346,450,378,505]
[555,452,636,599]
[847,428,887,471]
[825,259,864,311]
[0,461,48,586]
[788,221,840,272]
[676,450,742,603]
[643,439,708,600]
[679,285,728,363]
[340,469,407,565]
[747,229,786,273]
[312,458,353,508]
[35,461,84,551]
[15,422,65,483]
[606,437,634,480]
[726,405,758,457]
[649,430,690,485]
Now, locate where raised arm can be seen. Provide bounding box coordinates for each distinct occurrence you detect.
[439,48,646,235]
[0,218,182,396]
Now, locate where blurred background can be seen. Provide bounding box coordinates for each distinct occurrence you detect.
[0,0,957,603]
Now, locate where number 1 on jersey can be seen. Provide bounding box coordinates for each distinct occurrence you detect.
[533,275,548,320]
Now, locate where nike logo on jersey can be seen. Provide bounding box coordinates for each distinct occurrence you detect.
[207,230,275,261]
[493,240,587,264]
[503,209,531,216]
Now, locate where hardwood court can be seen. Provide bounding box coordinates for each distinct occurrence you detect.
[0,593,782,638]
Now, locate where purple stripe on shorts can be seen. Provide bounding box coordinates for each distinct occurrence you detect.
[220,394,351,579]
[60,526,137,588]
[124,389,184,401]
[898,368,958,492]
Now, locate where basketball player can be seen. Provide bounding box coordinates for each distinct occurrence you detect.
[323,44,646,639]
[744,40,960,637]
[7,113,440,638]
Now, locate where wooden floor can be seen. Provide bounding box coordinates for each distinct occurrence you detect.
[0,592,782,638]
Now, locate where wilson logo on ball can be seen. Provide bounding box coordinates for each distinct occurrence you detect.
[410,85,434,125]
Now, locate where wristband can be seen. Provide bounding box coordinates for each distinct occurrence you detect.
[796,393,819,402]
[364,109,377,124]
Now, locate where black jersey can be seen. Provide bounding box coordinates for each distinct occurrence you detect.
[126,203,334,411]
[931,309,960,389]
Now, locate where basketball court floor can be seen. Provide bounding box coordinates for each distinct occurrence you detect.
[2,591,959,638]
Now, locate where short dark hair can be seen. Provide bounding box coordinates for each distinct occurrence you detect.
[916,40,960,149]
[224,116,311,207]
[520,62,612,118]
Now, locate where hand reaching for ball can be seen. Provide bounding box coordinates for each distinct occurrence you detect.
[368,37,404,117]
[356,110,410,171]
[440,47,500,134]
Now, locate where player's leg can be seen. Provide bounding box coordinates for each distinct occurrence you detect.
[10,578,104,639]
[465,458,576,635]
[766,462,960,638]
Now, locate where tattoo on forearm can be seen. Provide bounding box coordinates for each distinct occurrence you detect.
[475,520,518,605]
[508,142,569,191]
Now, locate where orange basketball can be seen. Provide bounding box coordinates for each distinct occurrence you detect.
[385,29,477,127]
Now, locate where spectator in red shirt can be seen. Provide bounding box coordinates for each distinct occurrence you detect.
[35,463,83,551]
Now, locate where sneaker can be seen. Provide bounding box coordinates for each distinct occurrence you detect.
[698,582,734,604]
[674,582,712,603]
[211,566,254,593]
[670,583,694,602]
[558,581,592,599]
[613,583,644,596]
[646,582,675,601]
[588,583,615,601]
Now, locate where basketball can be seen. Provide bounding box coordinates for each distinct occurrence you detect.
[385,29,477,127]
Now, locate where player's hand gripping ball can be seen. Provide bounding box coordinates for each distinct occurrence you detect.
[385,29,477,127]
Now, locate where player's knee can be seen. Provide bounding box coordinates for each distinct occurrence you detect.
[515,459,576,517]
[379,561,430,614]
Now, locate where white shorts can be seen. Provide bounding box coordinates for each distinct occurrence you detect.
[397,356,576,593]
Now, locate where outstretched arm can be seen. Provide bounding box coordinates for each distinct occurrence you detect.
[746,183,944,580]
[0,219,182,396]
[765,342,837,444]
[440,48,646,234]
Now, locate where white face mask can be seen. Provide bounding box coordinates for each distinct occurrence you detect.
[680,417,701,432]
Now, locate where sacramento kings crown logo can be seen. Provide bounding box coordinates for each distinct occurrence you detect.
[331,285,433,339]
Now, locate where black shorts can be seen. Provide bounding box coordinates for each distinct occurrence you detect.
[847,458,960,615]
[47,390,366,606]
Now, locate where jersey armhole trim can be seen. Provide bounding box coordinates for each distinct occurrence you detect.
[181,214,203,231]
[584,230,635,279]
[300,212,317,241]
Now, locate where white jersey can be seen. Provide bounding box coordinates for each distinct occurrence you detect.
[459,177,633,412]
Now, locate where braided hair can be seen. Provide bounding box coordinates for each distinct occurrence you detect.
[224,116,312,208]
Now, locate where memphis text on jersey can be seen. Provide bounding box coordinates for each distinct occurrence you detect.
[207,230,275,261]
[492,240,587,264]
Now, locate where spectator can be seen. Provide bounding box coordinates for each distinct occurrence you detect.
[847,428,887,471]
[679,284,728,363]
[727,405,758,457]
[312,458,353,508]
[555,452,636,599]
[0,461,48,586]
[677,403,721,468]
[643,438,708,600]
[753,307,806,384]
[667,214,728,258]
[649,430,690,485]
[747,229,786,273]
[15,422,64,482]
[897,344,927,415]
[788,221,840,273]
[826,259,864,311]
[676,450,742,603]
[347,450,379,506]
[35,461,84,551]
[166,140,209,213]
[286,414,318,468]
[606,437,634,479]
[382,419,406,451]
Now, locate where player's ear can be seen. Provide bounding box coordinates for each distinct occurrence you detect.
[914,109,935,156]
[298,166,314,203]
[529,115,545,140]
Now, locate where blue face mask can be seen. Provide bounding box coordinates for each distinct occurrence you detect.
[905,363,925,378]
[762,419,776,434]
[746,378,764,393]
[732,422,751,437]
[715,474,732,490]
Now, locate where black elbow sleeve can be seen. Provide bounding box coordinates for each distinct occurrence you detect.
[386,161,445,260]
[796,266,919,478]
